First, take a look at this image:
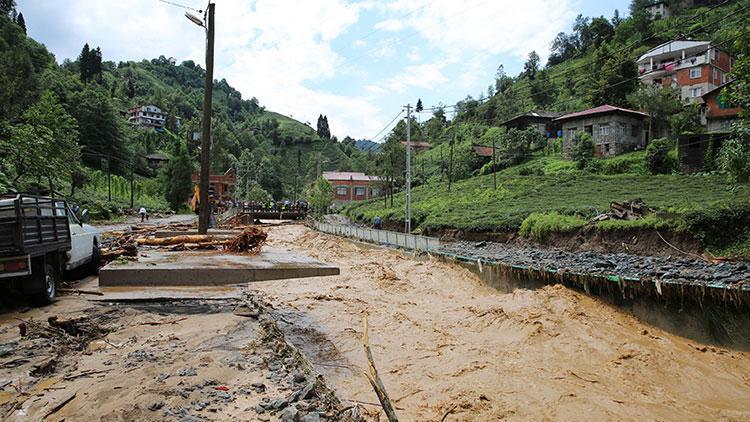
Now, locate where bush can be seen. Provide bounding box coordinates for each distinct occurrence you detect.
[645,137,676,174]
[718,139,750,183]
[570,132,594,169]
[519,212,586,242]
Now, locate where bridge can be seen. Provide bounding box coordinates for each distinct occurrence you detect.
[218,206,308,225]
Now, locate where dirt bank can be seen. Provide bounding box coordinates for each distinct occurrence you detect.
[254,225,750,421]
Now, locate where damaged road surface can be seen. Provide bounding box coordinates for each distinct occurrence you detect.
[252,224,750,421]
[0,293,355,421]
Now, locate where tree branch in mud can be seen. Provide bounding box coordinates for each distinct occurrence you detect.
[362,316,399,422]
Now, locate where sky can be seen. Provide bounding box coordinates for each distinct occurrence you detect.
[20,0,630,141]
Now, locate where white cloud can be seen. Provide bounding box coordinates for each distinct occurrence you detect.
[383,62,449,93]
[374,19,405,32]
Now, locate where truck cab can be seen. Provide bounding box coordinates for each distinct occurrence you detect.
[0,194,100,304]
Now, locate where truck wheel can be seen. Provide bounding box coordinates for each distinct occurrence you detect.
[32,263,57,305]
[89,242,102,275]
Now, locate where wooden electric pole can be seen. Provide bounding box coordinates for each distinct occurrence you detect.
[198,2,215,234]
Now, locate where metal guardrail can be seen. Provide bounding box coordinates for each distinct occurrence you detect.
[312,221,440,252]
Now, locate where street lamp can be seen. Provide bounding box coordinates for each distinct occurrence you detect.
[185,3,215,234]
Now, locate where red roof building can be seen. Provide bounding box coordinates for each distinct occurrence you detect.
[322,171,381,204]
[400,141,432,154]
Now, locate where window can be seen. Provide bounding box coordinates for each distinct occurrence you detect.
[336,186,348,196]
[370,188,380,197]
[617,123,626,136]
[690,87,702,97]
[355,187,365,196]
[584,125,593,135]
[712,68,718,81]
[689,67,701,79]
[603,144,610,153]
[567,127,577,138]
[598,124,610,136]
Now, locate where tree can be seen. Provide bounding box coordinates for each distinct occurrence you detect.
[718,139,750,183]
[523,51,540,80]
[570,132,595,169]
[1,92,80,189]
[628,85,682,141]
[719,28,750,183]
[645,138,675,174]
[316,114,331,139]
[529,69,555,108]
[15,11,24,33]
[588,16,614,47]
[308,176,333,215]
[79,43,91,82]
[0,0,15,16]
[160,142,193,210]
[415,98,423,113]
[70,86,129,173]
[589,43,638,107]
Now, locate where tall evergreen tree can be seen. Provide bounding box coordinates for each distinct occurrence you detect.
[523,51,540,80]
[0,0,15,16]
[15,11,24,33]
[415,98,423,112]
[79,43,91,82]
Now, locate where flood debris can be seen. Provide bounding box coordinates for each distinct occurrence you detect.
[226,227,268,254]
[590,198,652,223]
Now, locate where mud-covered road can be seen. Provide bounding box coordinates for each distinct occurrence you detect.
[254,225,750,421]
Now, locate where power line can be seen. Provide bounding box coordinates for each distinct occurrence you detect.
[156,0,202,12]
[367,110,404,142]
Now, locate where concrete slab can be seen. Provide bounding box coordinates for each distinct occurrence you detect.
[92,285,245,302]
[99,248,340,287]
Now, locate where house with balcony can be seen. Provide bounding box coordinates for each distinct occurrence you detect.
[555,105,648,159]
[678,81,742,172]
[637,40,733,102]
[127,105,168,129]
[322,171,381,205]
[645,1,671,19]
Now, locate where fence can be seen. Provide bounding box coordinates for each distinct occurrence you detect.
[312,221,441,252]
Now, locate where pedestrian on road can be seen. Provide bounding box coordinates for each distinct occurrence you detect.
[139,206,148,223]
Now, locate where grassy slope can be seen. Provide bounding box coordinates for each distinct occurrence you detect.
[344,151,749,235]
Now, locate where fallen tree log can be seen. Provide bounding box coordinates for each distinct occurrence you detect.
[136,235,232,246]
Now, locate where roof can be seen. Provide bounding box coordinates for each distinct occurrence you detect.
[145,152,169,161]
[554,105,648,122]
[400,141,432,148]
[637,40,711,63]
[472,144,498,157]
[501,110,565,126]
[702,80,735,99]
[322,171,380,182]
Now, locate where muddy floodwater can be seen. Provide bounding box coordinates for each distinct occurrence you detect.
[254,225,750,421]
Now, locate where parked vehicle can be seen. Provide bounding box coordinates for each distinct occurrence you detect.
[0,194,100,304]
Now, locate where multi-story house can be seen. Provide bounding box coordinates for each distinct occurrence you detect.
[127,105,168,129]
[637,40,733,102]
[323,171,381,204]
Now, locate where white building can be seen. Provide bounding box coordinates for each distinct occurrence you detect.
[127,105,167,129]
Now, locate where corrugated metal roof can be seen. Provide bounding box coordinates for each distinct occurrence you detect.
[637,40,711,63]
[472,144,497,157]
[553,105,648,122]
[322,171,380,182]
[500,110,565,126]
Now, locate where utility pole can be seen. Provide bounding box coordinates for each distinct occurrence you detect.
[405,104,412,233]
[130,164,135,208]
[491,137,497,190]
[198,2,215,234]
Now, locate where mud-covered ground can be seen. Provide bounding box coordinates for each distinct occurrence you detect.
[438,240,750,288]
[254,225,750,421]
[0,291,348,421]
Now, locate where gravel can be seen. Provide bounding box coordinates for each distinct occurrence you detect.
[438,241,750,288]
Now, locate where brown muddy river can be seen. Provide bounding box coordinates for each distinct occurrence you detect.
[253,224,750,421]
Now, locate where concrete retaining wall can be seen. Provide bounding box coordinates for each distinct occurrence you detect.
[312,221,440,252]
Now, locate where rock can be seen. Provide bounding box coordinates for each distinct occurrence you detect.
[148,402,164,411]
[255,404,266,414]
[0,343,16,358]
[178,367,197,377]
[301,412,321,422]
[292,371,306,383]
[157,373,170,382]
[281,405,300,422]
[299,382,316,400]
[252,382,266,393]
[272,397,289,410]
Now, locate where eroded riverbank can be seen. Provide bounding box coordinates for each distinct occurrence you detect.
[254,224,750,420]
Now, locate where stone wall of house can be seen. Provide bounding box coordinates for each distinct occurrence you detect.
[561,114,646,159]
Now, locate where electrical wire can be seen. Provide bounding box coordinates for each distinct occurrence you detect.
[156,0,202,13]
